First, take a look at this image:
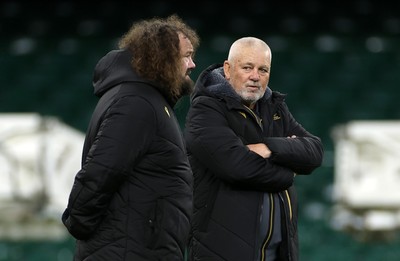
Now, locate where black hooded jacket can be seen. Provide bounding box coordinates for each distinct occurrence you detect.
[184,64,324,261]
[62,49,193,261]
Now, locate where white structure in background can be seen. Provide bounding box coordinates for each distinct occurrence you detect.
[0,113,84,240]
[331,120,400,239]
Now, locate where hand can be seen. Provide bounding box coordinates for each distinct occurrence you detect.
[247,143,271,159]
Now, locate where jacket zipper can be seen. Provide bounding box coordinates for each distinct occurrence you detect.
[243,105,263,129]
[242,104,271,260]
[259,191,293,261]
[241,105,283,260]
[279,191,293,261]
[260,193,274,261]
[284,190,292,220]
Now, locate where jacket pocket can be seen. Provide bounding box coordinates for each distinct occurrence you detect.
[197,183,219,232]
[145,198,164,249]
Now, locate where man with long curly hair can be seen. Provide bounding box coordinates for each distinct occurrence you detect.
[62,15,200,261]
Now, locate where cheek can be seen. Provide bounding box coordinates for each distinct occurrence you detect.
[230,76,244,90]
[181,59,186,67]
[262,75,270,85]
[237,74,249,85]
[181,60,188,72]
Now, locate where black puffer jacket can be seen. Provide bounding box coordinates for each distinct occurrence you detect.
[184,64,324,261]
[62,49,193,261]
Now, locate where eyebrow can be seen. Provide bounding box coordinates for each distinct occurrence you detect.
[182,49,194,56]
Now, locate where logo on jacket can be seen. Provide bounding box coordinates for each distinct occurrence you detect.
[273,113,281,120]
[164,106,170,117]
[239,112,247,119]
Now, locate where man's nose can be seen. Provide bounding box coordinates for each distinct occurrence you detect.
[250,69,260,80]
[188,57,196,69]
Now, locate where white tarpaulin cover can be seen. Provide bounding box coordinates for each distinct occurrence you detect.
[331,120,400,233]
[0,113,84,239]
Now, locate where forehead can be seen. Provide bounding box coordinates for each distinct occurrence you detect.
[178,33,193,51]
[236,46,271,65]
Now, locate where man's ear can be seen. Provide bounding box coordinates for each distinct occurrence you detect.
[223,61,230,80]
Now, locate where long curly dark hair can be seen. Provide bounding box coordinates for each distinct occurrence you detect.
[118,14,200,100]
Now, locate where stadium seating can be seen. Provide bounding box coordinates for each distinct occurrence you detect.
[1,0,399,260]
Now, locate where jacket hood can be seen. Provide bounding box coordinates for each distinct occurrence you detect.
[92,49,148,97]
[191,63,274,103]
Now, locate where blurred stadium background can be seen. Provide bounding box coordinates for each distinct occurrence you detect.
[1,0,400,260]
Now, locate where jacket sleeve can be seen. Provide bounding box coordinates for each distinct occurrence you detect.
[264,104,324,174]
[62,96,155,239]
[184,97,294,192]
